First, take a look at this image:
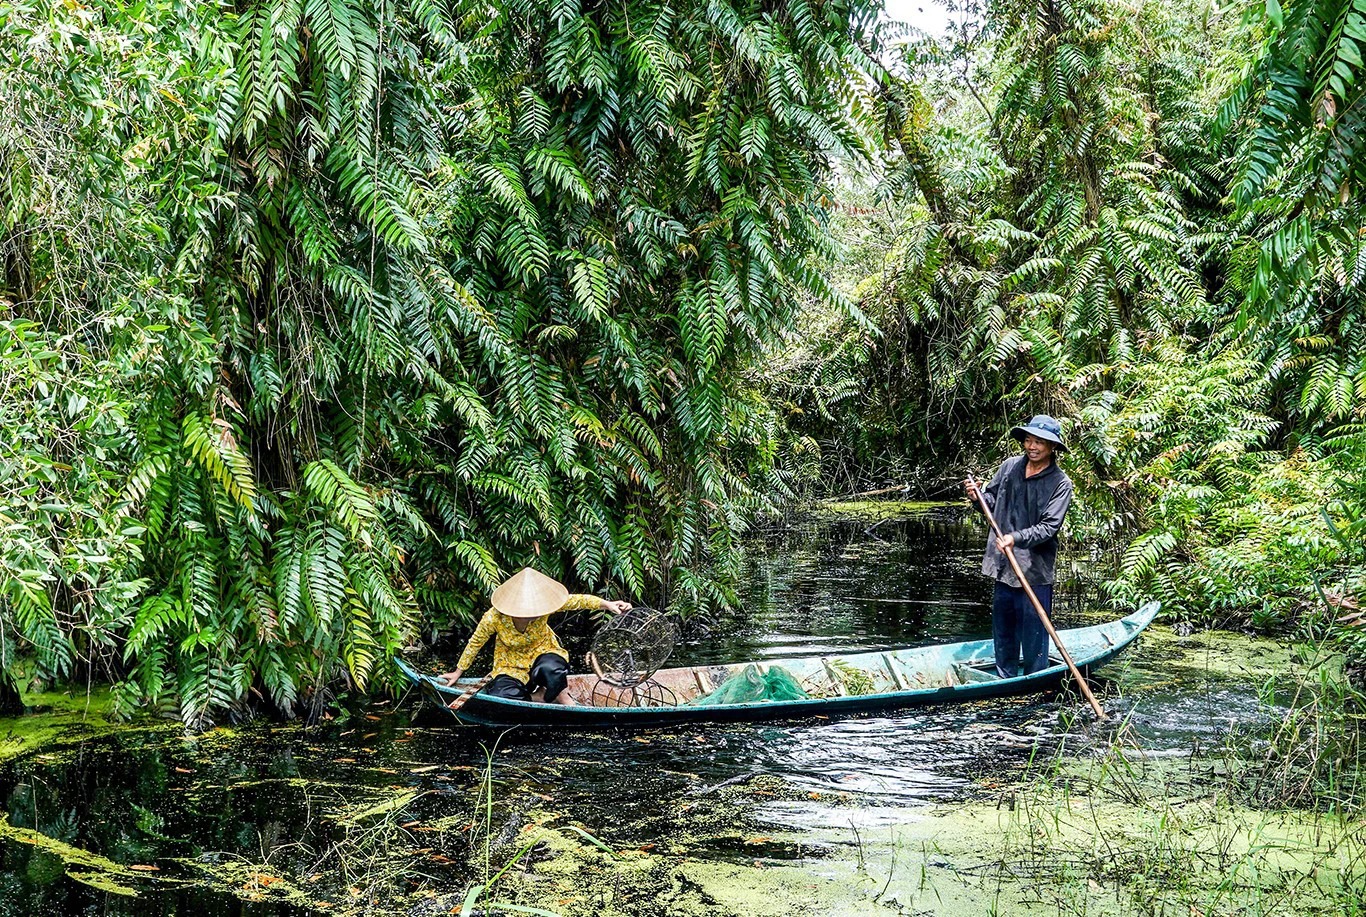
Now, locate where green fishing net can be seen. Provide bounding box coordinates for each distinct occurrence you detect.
[687,664,811,706]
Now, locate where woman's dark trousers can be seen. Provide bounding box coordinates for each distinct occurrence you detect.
[483,653,571,702]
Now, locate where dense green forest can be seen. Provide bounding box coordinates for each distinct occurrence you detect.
[785,0,1366,640]
[1,0,1363,724]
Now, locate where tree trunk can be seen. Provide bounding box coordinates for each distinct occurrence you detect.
[0,678,25,715]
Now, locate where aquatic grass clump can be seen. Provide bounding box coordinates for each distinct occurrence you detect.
[989,742,1366,915]
[982,651,1366,916]
[1240,649,1366,816]
[455,735,624,917]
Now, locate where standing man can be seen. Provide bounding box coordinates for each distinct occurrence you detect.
[965,415,1073,678]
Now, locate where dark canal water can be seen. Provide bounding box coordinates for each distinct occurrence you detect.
[0,505,1283,915]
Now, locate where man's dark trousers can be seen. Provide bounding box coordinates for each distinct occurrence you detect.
[992,582,1052,678]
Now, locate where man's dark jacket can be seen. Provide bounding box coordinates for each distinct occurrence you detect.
[979,455,1073,587]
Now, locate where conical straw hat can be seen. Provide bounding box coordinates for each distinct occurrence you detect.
[490,567,570,619]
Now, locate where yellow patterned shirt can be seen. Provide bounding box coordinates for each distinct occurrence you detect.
[455,594,601,683]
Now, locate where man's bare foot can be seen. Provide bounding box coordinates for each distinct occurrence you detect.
[553,692,579,706]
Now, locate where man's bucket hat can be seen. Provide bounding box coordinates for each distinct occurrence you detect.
[1010,414,1067,452]
[490,567,570,619]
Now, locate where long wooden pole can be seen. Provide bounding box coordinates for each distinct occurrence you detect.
[969,475,1106,719]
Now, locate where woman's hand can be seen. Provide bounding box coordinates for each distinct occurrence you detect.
[435,669,464,685]
[603,599,632,615]
[996,533,1016,551]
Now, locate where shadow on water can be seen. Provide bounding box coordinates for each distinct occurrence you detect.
[0,504,1290,913]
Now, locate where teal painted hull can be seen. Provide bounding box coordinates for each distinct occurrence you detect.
[396,602,1159,728]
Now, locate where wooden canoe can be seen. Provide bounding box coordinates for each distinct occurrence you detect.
[395,602,1159,728]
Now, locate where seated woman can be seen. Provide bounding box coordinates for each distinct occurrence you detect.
[436,567,631,706]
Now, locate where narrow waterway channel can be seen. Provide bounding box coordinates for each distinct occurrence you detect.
[0,504,1331,916]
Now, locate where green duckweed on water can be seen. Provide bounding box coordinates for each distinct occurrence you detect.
[0,818,143,897]
[0,686,120,765]
[475,750,1366,917]
[1124,623,1331,684]
[0,688,186,901]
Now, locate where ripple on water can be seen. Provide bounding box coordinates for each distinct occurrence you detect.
[1119,685,1285,747]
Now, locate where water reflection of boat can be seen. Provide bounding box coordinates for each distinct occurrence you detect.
[396,602,1159,728]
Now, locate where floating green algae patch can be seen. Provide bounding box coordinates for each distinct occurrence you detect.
[485,822,881,917]
[814,499,946,519]
[489,768,1366,917]
[1117,623,1343,692]
[755,798,1365,916]
[333,787,430,826]
[0,698,1357,917]
[0,815,145,896]
[867,762,1366,916]
[0,686,122,764]
[0,690,195,903]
